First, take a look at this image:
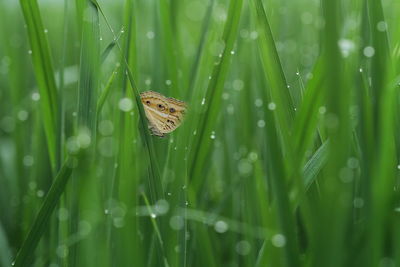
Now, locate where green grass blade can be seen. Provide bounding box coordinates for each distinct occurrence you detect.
[19,0,59,171]
[188,0,243,188]
[13,157,73,267]
[252,0,295,150]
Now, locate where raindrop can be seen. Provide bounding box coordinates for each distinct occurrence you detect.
[201,98,206,105]
[257,120,265,128]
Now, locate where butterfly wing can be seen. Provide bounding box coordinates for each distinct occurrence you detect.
[140,91,187,136]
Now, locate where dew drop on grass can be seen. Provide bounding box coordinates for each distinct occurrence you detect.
[257,120,265,128]
[23,155,34,166]
[201,98,206,105]
[359,68,363,73]
[118,97,133,112]
[254,98,263,107]
[214,220,228,233]
[98,120,114,136]
[145,78,151,85]
[363,46,375,57]
[236,240,251,255]
[271,234,286,247]
[397,165,400,170]
[28,50,32,54]
[376,21,387,32]
[56,245,68,258]
[318,106,327,114]
[268,102,276,110]
[17,110,28,121]
[146,31,155,39]
[150,213,157,219]
[210,131,216,139]
[155,199,170,215]
[58,208,69,221]
[165,80,172,86]
[44,29,48,33]
[169,215,184,230]
[31,92,40,101]
[353,197,364,208]
[193,130,197,135]
[37,190,44,198]
[230,50,235,55]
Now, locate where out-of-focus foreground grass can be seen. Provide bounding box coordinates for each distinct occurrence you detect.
[1,0,400,266]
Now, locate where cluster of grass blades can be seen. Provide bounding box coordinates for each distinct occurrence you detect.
[1,0,400,266]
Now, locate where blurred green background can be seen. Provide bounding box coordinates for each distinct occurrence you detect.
[1,0,400,266]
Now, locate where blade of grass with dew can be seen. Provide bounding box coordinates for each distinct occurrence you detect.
[188,0,243,193]
[19,0,59,172]
[251,0,295,152]
[13,157,73,267]
[303,140,329,189]
[93,0,164,203]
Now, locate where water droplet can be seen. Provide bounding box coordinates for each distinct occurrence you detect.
[230,50,235,55]
[28,50,32,54]
[146,31,155,39]
[99,36,103,41]
[363,46,375,58]
[250,31,258,39]
[359,68,363,73]
[145,79,151,85]
[32,92,40,102]
[56,245,69,258]
[318,106,326,114]
[37,190,44,198]
[193,130,197,135]
[296,71,300,76]
[98,120,114,136]
[155,199,170,215]
[169,215,184,230]
[377,21,387,32]
[268,102,276,110]
[397,165,400,170]
[272,234,286,247]
[208,75,212,80]
[44,29,48,33]
[338,39,355,57]
[353,197,364,208]
[23,155,34,166]
[17,110,28,121]
[236,240,251,255]
[254,99,263,107]
[210,131,216,139]
[201,98,205,105]
[232,79,244,91]
[165,80,172,86]
[150,213,157,219]
[118,97,133,112]
[214,220,228,233]
[257,120,265,128]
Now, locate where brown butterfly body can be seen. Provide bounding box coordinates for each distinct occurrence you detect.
[140,91,187,137]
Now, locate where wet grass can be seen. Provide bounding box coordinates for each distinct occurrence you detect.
[1,0,400,266]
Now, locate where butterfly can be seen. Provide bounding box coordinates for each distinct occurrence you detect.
[140,91,187,137]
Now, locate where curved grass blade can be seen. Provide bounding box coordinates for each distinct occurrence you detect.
[92,0,164,202]
[13,157,73,267]
[19,0,59,171]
